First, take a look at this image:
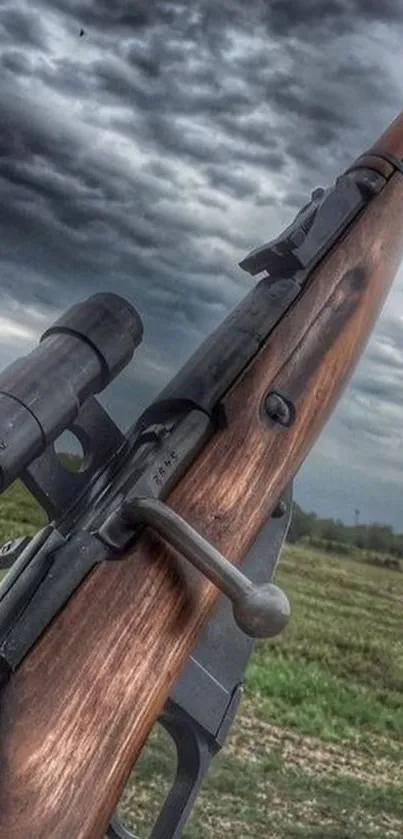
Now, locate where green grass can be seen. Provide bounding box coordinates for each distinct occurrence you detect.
[245,657,403,746]
[0,480,46,543]
[1,481,403,838]
[243,546,403,749]
[0,454,79,546]
[117,545,403,838]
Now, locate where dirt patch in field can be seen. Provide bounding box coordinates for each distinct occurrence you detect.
[227,700,403,787]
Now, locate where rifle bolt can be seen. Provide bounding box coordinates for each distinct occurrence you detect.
[120,496,290,639]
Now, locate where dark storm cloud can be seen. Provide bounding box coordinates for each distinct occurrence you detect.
[0,5,48,49]
[1,0,403,524]
[51,0,403,38]
[263,0,403,36]
[0,0,400,302]
[0,73,238,325]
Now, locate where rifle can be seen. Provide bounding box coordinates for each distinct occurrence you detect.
[0,111,402,838]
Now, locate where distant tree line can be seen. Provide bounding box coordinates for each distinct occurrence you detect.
[287,503,403,561]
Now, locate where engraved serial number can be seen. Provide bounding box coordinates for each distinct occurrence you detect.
[152,449,178,486]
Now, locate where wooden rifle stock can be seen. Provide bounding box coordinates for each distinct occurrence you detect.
[1,114,403,838]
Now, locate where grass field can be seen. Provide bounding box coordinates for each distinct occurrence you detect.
[0,483,402,837]
[117,546,403,839]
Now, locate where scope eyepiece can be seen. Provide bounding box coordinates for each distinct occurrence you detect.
[0,293,143,493]
[41,293,144,386]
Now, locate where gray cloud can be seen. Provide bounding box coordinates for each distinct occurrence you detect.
[1,0,403,525]
[0,5,49,48]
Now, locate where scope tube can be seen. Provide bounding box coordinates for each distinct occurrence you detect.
[0,293,143,492]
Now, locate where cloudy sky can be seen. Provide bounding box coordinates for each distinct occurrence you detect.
[1,0,403,527]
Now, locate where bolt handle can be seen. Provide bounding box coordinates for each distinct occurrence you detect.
[121,497,290,639]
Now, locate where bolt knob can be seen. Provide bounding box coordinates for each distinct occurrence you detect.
[233,583,290,638]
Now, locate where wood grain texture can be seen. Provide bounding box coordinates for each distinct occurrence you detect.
[370,110,403,158]
[1,172,403,839]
